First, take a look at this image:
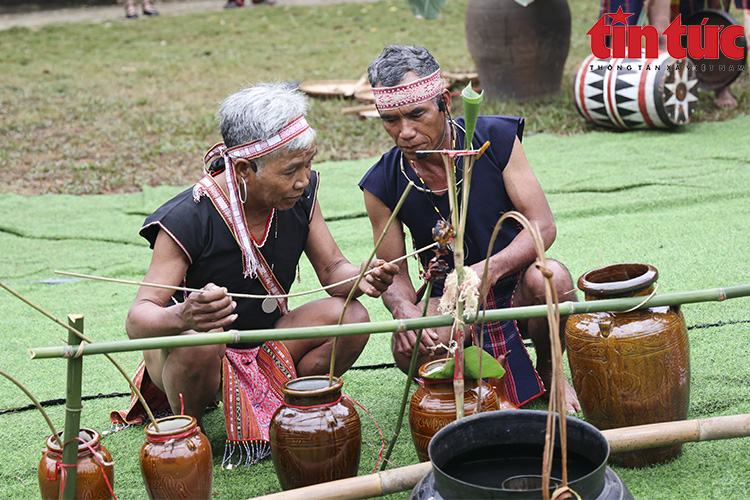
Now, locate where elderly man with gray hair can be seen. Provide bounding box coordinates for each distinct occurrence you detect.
[113,83,398,466]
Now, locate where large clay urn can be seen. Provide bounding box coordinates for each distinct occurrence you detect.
[39,428,114,500]
[269,375,361,490]
[465,0,571,102]
[140,415,213,499]
[409,358,500,462]
[565,263,690,468]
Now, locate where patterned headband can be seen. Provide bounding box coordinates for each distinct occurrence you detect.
[372,70,443,112]
[203,114,311,168]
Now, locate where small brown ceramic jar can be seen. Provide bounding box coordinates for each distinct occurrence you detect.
[38,428,114,500]
[140,415,213,499]
[409,358,500,462]
[269,375,361,490]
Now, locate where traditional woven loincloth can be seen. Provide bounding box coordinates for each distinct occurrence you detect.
[472,273,545,407]
[110,340,296,468]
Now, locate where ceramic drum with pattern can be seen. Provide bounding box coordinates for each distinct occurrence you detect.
[573,52,699,129]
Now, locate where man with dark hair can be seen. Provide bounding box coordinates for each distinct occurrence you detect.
[359,45,581,412]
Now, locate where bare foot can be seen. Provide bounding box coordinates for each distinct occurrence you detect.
[563,377,581,414]
[714,86,737,109]
[539,376,581,414]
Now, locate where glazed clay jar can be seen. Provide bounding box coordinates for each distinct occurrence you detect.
[565,263,690,468]
[39,428,114,500]
[140,415,213,500]
[409,358,500,462]
[269,375,361,490]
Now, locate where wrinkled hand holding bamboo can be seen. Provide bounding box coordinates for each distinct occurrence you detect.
[328,182,414,386]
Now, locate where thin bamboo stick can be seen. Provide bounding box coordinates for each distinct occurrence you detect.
[329,183,414,384]
[440,152,465,420]
[248,414,750,500]
[381,279,434,470]
[0,368,62,448]
[29,283,750,359]
[1,281,160,429]
[52,241,437,301]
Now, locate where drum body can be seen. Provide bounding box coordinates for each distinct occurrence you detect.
[573,52,699,129]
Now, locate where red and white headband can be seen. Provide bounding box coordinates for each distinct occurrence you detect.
[372,70,443,111]
[203,114,311,169]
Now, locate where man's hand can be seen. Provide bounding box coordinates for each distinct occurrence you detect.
[359,259,399,298]
[178,283,237,332]
[392,301,440,359]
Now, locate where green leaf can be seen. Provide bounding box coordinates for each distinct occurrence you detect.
[461,83,484,149]
[423,346,505,380]
[408,0,447,20]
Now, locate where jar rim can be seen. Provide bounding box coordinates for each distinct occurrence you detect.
[145,415,197,437]
[45,428,100,454]
[578,263,658,297]
[282,375,343,397]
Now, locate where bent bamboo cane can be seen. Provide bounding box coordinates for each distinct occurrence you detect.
[249,413,750,500]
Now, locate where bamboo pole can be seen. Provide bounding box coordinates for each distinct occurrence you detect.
[250,461,432,500]
[62,314,84,500]
[248,414,750,500]
[601,414,750,452]
[29,284,750,360]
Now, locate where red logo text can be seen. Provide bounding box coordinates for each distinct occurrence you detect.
[588,7,745,60]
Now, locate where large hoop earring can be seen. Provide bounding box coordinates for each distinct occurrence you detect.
[239,177,247,204]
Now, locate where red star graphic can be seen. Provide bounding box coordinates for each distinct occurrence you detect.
[608,6,634,26]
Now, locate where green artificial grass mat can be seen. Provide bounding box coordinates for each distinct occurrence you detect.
[1,115,750,499]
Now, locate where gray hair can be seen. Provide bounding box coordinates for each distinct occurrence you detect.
[218,83,316,167]
[367,45,440,88]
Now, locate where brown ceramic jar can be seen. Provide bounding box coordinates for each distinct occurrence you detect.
[269,375,361,490]
[565,263,690,468]
[140,415,213,499]
[409,358,500,462]
[38,428,114,500]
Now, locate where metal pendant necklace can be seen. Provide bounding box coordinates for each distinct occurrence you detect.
[250,209,280,315]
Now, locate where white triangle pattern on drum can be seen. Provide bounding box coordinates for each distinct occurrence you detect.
[613,64,646,128]
[583,66,609,125]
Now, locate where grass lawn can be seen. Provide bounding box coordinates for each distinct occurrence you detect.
[1,0,750,498]
[2,115,750,498]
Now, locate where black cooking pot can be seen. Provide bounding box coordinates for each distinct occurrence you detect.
[410,410,633,500]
